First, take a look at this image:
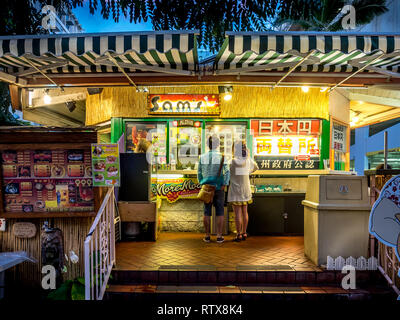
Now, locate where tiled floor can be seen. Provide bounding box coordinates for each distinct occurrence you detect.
[115,232,319,271]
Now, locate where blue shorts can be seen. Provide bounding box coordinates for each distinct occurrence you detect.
[204,189,225,217]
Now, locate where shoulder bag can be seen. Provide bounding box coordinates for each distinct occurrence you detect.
[197,155,224,204]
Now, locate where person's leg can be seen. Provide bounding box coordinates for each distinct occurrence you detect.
[241,204,249,237]
[214,190,225,240]
[233,204,243,239]
[203,202,212,242]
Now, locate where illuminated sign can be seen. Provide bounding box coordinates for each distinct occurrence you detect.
[251,119,320,136]
[149,94,220,115]
[254,136,320,156]
[150,177,201,203]
[256,157,320,170]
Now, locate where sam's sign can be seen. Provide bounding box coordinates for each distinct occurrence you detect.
[148,94,220,115]
[151,177,201,203]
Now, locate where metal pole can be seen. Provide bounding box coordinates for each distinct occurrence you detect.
[384,131,388,169]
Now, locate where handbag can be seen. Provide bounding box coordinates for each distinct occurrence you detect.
[197,155,225,204]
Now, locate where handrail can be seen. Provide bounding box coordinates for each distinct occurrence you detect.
[84,187,116,300]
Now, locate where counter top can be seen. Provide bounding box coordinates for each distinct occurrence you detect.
[253,192,306,196]
[154,169,355,177]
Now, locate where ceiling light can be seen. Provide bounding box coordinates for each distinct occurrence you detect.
[320,87,328,92]
[223,93,232,101]
[301,86,309,93]
[352,116,359,123]
[218,85,233,101]
[350,121,355,127]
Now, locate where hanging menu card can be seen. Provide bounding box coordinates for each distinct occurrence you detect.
[91,144,120,187]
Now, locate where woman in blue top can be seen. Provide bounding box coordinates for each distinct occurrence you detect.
[198,135,230,243]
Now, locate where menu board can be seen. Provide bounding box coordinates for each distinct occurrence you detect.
[2,149,94,213]
[91,144,120,187]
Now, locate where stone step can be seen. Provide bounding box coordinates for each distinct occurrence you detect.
[104,284,395,301]
[111,268,385,287]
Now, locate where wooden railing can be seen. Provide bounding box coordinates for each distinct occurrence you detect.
[84,187,116,300]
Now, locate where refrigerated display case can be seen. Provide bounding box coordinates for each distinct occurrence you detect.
[205,121,247,162]
[125,121,167,165]
[169,119,202,170]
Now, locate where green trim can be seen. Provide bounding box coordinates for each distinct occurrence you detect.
[111,117,123,143]
[320,119,330,169]
[201,120,206,154]
[166,121,170,163]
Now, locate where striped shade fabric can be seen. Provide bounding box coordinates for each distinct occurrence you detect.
[0,31,199,75]
[215,32,400,75]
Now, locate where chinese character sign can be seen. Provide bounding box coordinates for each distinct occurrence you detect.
[251,119,320,136]
[251,119,321,171]
[332,123,347,153]
[254,136,320,156]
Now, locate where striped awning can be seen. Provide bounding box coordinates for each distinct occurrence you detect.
[215,32,400,77]
[0,31,198,77]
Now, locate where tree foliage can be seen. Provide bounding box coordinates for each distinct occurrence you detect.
[76,0,388,52]
[274,0,388,31]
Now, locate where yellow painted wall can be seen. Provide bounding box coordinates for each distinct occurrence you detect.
[86,86,329,125]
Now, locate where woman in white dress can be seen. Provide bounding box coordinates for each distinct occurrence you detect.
[228,140,259,242]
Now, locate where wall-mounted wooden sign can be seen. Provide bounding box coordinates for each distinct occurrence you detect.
[12,222,37,238]
[148,94,220,115]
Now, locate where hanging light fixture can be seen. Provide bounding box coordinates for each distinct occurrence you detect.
[65,101,77,113]
[218,85,233,101]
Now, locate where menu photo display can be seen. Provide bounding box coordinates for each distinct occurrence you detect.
[1,149,94,213]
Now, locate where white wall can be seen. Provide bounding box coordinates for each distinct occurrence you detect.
[350,122,400,175]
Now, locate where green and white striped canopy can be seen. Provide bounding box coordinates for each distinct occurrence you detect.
[215,32,400,76]
[0,31,198,76]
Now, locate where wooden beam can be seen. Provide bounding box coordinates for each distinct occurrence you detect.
[8,84,21,110]
[31,91,87,108]
[347,92,400,108]
[23,108,84,127]
[0,71,27,86]
[25,73,400,87]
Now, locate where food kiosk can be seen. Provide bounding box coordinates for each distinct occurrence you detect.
[85,85,350,235]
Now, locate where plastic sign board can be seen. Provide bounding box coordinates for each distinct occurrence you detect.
[254,136,320,157]
[148,94,220,115]
[151,177,201,203]
[332,122,347,152]
[91,144,120,187]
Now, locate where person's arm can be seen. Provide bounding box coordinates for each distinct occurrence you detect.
[197,156,203,184]
[249,158,259,174]
[222,161,230,190]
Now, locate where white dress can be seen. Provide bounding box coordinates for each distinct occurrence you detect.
[227,158,259,204]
